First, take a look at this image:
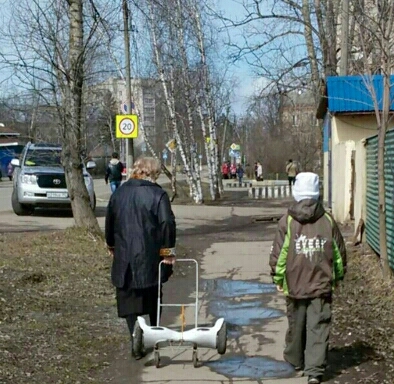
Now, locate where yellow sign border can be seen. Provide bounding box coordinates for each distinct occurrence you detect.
[116,114,139,138]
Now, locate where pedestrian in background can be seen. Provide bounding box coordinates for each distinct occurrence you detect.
[236,163,244,186]
[221,161,230,179]
[105,156,176,360]
[286,159,297,187]
[269,172,346,384]
[256,162,263,181]
[7,162,13,181]
[230,163,237,179]
[105,152,124,193]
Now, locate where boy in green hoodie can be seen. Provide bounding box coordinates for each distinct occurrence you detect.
[269,172,346,384]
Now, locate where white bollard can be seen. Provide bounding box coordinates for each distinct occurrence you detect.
[249,188,253,198]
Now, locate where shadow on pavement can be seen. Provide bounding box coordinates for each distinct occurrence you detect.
[24,207,107,218]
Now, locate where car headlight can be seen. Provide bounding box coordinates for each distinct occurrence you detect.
[21,174,37,185]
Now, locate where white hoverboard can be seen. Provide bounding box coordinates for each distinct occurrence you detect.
[132,259,227,368]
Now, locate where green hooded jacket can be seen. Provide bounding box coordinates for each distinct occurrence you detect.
[269,199,346,299]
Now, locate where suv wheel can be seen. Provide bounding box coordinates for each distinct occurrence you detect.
[12,190,34,216]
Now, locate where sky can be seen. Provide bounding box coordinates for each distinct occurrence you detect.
[215,0,263,115]
[0,0,264,116]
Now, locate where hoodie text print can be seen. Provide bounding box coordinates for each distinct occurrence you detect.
[295,234,327,262]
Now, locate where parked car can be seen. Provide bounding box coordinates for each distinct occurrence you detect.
[11,142,96,216]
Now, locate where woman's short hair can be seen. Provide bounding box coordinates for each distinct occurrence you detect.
[130,156,161,181]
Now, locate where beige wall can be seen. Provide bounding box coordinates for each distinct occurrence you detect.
[331,115,379,145]
[329,114,394,224]
[354,139,367,230]
[323,152,329,204]
[332,140,355,223]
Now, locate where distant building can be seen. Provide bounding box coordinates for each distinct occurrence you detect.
[280,89,318,128]
[91,77,161,145]
[279,89,321,172]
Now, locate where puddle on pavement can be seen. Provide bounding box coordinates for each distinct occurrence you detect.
[210,299,282,325]
[226,323,242,338]
[206,356,295,379]
[202,279,276,298]
[202,278,283,326]
[202,278,290,379]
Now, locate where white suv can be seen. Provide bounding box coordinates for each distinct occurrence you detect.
[11,142,96,216]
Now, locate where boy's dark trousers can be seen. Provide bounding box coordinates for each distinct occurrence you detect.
[284,296,331,378]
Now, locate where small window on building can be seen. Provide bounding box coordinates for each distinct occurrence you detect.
[144,107,155,114]
[144,97,154,104]
[292,115,298,126]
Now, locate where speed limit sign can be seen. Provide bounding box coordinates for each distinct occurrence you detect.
[116,114,139,138]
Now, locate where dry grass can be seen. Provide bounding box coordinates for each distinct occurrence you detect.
[329,242,394,382]
[0,228,123,384]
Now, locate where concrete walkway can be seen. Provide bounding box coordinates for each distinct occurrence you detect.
[132,240,307,383]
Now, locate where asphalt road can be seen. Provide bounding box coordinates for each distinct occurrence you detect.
[0,178,113,232]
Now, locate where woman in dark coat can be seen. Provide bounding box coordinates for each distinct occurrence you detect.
[105,156,176,359]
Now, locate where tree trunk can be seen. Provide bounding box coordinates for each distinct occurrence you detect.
[378,72,392,279]
[174,0,203,203]
[148,2,198,202]
[303,0,319,86]
[65,0,101,235]
[192,2,219,199]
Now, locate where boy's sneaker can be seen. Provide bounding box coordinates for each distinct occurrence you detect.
[308,376,322,384]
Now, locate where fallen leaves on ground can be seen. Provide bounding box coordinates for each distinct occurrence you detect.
[327,241,394,383]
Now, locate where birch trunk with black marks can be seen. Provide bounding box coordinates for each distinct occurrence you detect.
[148,2,200,202]
[192,4,219,199]
[174,0,203,203]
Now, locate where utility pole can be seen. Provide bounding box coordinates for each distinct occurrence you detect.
[122,0,134,170]
[340,0,349,75]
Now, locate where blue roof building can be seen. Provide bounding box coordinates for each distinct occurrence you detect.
[317,75,394,118]
[317,75,394,224]
[318,75,394,268]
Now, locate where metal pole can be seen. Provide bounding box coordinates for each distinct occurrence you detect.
[122,0,134,169]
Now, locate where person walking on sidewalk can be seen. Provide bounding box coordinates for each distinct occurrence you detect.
[269,172,346,384]
[286,159,297,187]
[105,156,176,360]
[236,163,244,186]
[105,152,124,193]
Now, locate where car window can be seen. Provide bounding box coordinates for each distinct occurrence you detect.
[24,149,62,167]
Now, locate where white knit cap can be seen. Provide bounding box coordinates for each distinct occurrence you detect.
[292,172,320,202]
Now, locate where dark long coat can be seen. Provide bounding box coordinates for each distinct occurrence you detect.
[105,178,176,289]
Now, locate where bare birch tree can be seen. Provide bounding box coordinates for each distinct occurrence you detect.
[0,0,115,233]
[147,0,203,203]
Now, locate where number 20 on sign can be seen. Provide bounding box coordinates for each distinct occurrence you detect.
[116,114,139,138]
